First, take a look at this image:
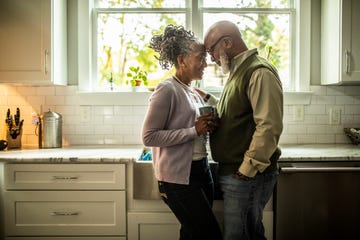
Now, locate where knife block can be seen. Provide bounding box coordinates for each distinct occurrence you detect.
[6,129,22,149]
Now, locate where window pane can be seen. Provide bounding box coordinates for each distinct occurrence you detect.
[203,13,290,89]
[97,13,185,90]
[98,0,185,8]
[203,0,290,8]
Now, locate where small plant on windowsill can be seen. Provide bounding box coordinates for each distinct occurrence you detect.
[126,66,148,87]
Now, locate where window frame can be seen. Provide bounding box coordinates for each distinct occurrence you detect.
[77,0,312,104]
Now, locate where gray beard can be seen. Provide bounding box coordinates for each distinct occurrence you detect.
[219,51,230,74]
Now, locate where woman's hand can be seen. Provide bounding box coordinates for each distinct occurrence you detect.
[207,116,220,134]
[195,113,218,136]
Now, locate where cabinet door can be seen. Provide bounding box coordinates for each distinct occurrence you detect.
[0,0,50,83]
[4,164,126,190]
[127,212,180,240]
[321,0,360,85]
[5,191,126,236]
[342,0,360,82]
[0,0,67,85]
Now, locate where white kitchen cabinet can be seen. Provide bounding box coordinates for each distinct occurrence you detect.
[128,212,180,240]
[321,0,360,85]
[3,164,126,239]
[0,0,67,85]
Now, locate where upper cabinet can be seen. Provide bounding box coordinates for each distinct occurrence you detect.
[0,0,67,85]
[321,0,360,85]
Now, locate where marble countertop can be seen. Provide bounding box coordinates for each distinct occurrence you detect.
[0,145,143,163]
[279,144,360,161]
[0,144,359,163]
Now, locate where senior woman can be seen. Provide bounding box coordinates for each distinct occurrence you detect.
[142,25,222,240]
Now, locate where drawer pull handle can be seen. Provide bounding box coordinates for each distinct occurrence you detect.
[52,176,79,180]
[50,211,80,216]
[345,50,350,74]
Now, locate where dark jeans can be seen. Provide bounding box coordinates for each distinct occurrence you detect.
[158,158,223,240]
[219,170,278,240]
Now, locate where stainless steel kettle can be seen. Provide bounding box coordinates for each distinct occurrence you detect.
[40,109,62,148]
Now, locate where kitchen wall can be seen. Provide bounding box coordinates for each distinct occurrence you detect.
[1,0,359,147]
[0,84,359,147]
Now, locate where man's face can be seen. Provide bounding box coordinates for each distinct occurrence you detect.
[205,33,230,74]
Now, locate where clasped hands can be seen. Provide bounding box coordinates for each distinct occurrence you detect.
[195,113,219,136]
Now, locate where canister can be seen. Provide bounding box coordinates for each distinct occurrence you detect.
[40,110,62,148]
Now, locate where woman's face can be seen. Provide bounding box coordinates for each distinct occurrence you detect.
[182,44,207,80]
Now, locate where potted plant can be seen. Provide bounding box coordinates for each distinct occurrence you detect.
[126,66,148,87]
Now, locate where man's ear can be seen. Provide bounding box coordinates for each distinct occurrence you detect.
[223,36,233,49]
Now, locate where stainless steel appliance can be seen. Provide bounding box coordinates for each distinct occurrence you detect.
[40,109,62,148]
[275,161,360,240]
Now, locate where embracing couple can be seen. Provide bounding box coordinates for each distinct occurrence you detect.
[142,20,283,240]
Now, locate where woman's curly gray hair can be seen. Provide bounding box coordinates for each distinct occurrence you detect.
[149,25,199,70]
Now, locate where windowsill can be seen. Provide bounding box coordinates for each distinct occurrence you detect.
[78,90,312,106]
[78,90,152,106]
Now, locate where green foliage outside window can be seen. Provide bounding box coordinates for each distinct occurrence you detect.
[96,0,291,91]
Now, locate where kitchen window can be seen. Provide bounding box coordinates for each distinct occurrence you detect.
[77,0,311,96]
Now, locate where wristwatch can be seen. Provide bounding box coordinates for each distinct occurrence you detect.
[204,93,211,102]
[235,170,251,181]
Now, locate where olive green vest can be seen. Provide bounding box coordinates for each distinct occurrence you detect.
[210,52,280,175]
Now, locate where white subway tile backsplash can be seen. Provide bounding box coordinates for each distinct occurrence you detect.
[1,84,359,146]
[16,86,37,96]
[65,135,85,145]
[46,96,65,106]
[336,95,356,104]
[7,96,28,106]
[84,135,105,145]
[104,136,124,145]
[279,134,298,144]
[297,135,316,144]
[306,125,326,135]
[345,105,360,114]
[114,106,133,115]
[65,96,80,105]
[310,86,327,96]
[326,86,345,95]
[94,106,114,115]
[55,106,77,115]
[75,124,95,135]
[286,125,305,134]
[104,115,123,124]
[316,134,335,143]
[55,86,76,96]
[313,95,336,105]
[306,104,326,115]
[344,86,360,96]
[114,124,134,134]
[133,106,148,115]
[94,125,114,134]
[37,86,55,96]
[26,96,46,106]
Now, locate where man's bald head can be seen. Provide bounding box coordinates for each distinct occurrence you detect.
[204,21,247,60]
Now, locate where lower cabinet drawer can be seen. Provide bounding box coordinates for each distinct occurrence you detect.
[5,191,126,236]
[4,164,125,190]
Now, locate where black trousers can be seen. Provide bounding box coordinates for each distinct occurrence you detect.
[158,158,223,240]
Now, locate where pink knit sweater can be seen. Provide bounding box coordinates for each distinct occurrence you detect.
[142,78,201,184]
